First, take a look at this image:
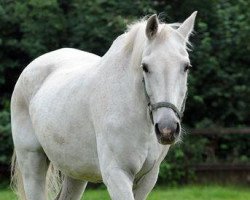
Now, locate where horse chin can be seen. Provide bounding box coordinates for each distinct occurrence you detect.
[157,137,175,145]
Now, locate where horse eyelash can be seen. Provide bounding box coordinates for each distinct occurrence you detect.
[184,64,192,72]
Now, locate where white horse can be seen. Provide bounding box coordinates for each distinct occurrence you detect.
[11,12,197,200]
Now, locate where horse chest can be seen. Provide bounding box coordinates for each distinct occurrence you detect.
[134,143,162,178]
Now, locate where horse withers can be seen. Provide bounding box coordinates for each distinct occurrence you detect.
[11,12,197,200]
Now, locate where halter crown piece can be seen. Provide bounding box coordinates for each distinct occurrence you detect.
[142,78,187,124]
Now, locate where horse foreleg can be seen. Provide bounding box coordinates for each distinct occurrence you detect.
[133,166,159,200]
[103,168,135,200]
[55,176,87,200]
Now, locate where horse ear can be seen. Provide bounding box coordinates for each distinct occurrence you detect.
[177,11,197,41]
[146,14,159,40]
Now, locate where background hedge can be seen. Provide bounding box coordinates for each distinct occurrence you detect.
[0,0,249,184]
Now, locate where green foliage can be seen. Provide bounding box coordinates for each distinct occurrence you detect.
[158,131,250,185]
[0,0,249,185]
[0,102,12,165]
[185,0,250,127]
[158,136,208,185]
[65,0,155,55]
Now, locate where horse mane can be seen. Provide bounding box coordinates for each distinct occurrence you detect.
[102,16,193,70]
[120,16,192,70]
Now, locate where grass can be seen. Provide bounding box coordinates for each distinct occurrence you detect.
[0,185,249,200]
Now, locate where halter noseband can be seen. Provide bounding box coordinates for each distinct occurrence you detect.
[142,78,187,124]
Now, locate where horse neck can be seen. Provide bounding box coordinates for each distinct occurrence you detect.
[99,30,150,124]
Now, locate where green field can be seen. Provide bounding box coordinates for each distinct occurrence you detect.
[1,185,250,200]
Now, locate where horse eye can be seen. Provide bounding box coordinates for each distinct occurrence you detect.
[142,64,149,73]
[184,64,192,72]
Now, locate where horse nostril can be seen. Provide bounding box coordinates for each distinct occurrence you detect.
[175,122,180,137]
[155,123,161,136]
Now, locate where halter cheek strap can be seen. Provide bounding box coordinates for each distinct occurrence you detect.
[142,78,187,124]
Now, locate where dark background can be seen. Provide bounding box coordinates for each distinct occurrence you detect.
[0,0,249,185]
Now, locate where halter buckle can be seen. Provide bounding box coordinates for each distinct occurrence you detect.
[148,103,152,112]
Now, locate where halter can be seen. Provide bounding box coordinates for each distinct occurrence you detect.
[142,78,187,124]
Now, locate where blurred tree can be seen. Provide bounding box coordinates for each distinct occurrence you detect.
[0,0,249,184]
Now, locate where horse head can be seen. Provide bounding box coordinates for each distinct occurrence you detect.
[141,12,197,145]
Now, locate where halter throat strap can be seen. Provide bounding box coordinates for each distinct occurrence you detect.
[142,78,187,124]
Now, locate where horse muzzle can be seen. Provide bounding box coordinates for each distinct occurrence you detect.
[154,120,180,145]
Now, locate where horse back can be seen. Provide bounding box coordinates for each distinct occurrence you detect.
[12,48,100,105]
